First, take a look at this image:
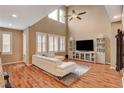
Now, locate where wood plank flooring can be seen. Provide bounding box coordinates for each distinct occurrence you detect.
[3,61,122,88]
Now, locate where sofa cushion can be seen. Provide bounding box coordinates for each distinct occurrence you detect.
[47,52,55,57]
[33,55,62,65]
[54,56,64,61]
[57,62,76,69]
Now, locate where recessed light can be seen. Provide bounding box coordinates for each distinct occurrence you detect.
[113,15,121,19]
[12,14,17,18]
[8,23,12,26]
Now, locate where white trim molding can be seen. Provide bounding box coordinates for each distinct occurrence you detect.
[2,61,23,66]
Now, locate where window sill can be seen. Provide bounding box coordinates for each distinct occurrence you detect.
[59,51,65,52]
[1,52,12,55]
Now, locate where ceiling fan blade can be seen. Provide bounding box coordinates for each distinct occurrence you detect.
[72,10,76,14]
[78,11,86,15]
[77,16,82,20]
[69,17,73,21]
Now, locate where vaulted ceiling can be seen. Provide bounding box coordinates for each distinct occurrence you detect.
[104,5,122,22]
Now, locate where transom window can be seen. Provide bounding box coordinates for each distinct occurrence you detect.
[48,9,58,21]
[48,8,65,23]
[59,9,65,23]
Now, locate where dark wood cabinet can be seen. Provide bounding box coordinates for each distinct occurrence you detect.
[115,29,124,71]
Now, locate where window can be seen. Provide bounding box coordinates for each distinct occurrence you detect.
[54,35,59,51]
[48,9,58,21]
[36,33,65,53]
[42,35,46,52]
[48,8,65,23]
[48,34,54,52]
[60,36,65,51]
[37,34,42,53]
[48,34,59,52]
[36,32,47,53]
[59,9,65,23]
[1,32,12,54]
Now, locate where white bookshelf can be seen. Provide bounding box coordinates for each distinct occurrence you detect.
[68,40,76,51]
[96,36,105,64]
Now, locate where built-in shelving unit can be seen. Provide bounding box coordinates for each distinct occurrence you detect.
[68,38,96,63]
[69,40,76,51]
[69,51,95,63]
[96,36,105,64]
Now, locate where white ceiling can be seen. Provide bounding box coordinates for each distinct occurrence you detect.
[0,5,60,30]
[104,5,122,22]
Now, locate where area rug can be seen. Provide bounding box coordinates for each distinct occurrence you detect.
[55,64,90,86]
[33,64,90,86]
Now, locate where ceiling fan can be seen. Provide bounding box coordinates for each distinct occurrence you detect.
[65,10,87,21]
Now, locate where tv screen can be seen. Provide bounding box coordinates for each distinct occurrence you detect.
[76,40,94,51]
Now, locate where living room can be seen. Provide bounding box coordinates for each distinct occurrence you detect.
[0,5,124,88]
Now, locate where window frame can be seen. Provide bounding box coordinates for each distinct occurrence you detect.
[54,34,59,52]
[59,9,65,23]
[59,36,65,52]
[36,32,47,54]
[48,34,59,52]
[48,34,55,52]
[1,32,12,55]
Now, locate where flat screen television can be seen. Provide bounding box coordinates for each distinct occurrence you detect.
[76,40,94,51]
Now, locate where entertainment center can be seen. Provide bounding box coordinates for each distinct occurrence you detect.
[69,51,95,63]
[69,40,95,63]
[68,36,105,64]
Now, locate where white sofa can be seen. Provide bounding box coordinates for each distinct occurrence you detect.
[32,54,76,77]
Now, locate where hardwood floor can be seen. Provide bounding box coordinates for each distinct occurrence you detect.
[3,61,122,88]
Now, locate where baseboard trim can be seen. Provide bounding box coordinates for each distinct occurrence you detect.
[2,61,23,66]
[26,63,32,66]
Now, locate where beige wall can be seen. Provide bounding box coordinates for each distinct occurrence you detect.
[111,21,122,68]
[28,13,67,64]
[68,5,112,64]
[0,27,23,64]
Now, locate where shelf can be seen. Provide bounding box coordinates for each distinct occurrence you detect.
[96,37,105,64]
